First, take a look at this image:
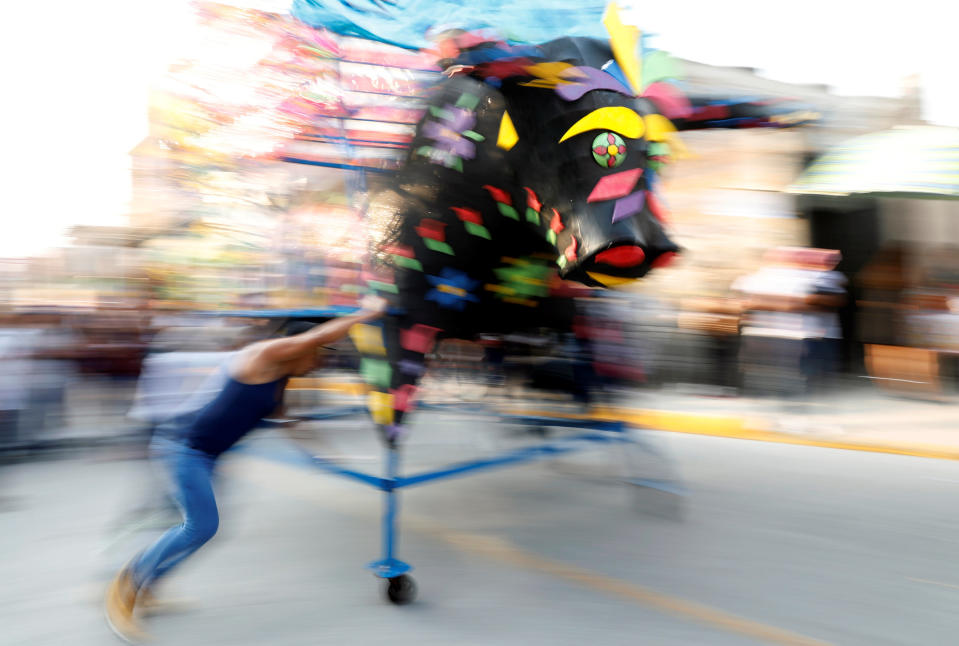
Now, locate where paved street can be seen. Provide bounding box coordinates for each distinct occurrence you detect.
[5,410,959,645]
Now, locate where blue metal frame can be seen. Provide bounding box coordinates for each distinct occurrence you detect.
[275,406,662,579]
[255,398,683,582]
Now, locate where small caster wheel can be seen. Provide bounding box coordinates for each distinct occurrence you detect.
[384,574,417,605]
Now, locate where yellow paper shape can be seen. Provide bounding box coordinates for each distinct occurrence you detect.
[587,271,637,287]
[349,323,386,356]
[520,61,574,89]
[603,2,642,95]
[497,111,519,150]
[368,391,395,425]
[644,114,677,142]
[559,107,645,143]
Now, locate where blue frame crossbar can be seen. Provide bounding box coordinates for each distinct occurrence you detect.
[253,403,680,585]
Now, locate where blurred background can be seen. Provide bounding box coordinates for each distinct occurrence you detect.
[1,0,957,452]
[3,1,959,644]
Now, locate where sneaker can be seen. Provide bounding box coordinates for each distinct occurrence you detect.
[105,568,149,643]
[137,587,195,617]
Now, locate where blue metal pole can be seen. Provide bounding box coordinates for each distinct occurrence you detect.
[368,445,411,578]
[384,447,398,562]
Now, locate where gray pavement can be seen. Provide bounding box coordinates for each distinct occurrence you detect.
[5,410,959,645]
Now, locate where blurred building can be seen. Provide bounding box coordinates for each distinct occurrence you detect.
[632,60,926,385]
[11,3,929,390]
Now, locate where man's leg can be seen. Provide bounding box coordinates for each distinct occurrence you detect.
[130,444,219,589]
[106,441,218,641]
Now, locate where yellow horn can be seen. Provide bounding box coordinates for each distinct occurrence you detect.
[603,2,642,95]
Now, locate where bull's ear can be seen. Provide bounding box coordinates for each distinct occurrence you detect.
[669,96,820,131]
[403,75,517,187]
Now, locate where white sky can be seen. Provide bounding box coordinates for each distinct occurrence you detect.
[1,0,956,258]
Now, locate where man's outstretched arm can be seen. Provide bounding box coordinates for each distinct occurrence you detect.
[258,296,388,364]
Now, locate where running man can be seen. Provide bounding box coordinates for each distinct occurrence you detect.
[105,296,388,641]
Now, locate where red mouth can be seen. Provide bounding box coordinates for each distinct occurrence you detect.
[651,251,677,269]
[593,245,646,268]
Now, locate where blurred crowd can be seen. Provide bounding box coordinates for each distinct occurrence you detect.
[1,238,957,456]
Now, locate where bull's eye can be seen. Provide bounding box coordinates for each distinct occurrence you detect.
[591,132,627,168]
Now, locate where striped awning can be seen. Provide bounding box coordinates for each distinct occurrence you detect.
[788,126,959,200]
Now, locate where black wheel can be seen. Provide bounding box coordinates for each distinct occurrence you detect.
[384,574,417,605]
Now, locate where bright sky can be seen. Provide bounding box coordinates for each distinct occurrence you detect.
[1,0,956,258]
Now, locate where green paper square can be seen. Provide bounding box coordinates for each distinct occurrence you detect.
[428,106,453,121]
[547,230,557,245]
[649,142,671,155]
[392,255,423,271]
[557,255,568,269]
[497,204,519,220]
[423,238,455,255]
[366,280,399,294]
[455,93,479,110]
[361,358,392,389]
[525,207,540,224]
[464,222,491,239]
[463,130,485,142]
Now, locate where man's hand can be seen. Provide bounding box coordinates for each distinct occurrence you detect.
[357,295,389,320]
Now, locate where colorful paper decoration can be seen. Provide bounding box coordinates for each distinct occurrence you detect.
[611,189,646,223]
[400,324,441,353]
[349,323,387,356]
[640,51,678,89]
[646,190,669,224]
[524,187,542,211]
[416,218,455,255]
[497,111,519,150]
[524,187,542,223]
[491,259,550,301]
[367,279,399,293]
[643,114,677,142]
[559,107,644,142]
[602,2,642,95]
[398,359,427,377]
[556,66,632,101]
[426,268,481,310]
[483,185,512,204]
[368,391,394,425]
[586,167,642,202]
[391,254,424,271]
[549,209,565,233]
[452,206,492,238]
[361,358,393,389]
[455,92,480,111]
[390,384,418,412]
[592,132,627,168]
[483,185,519,219]
[642,81,691,120]
[520,61,575,89]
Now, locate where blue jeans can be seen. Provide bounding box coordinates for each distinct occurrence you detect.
[131,437,219,589]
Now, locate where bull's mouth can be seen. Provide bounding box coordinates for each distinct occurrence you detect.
[566,242,678,288]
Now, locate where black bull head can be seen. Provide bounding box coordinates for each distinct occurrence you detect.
[351,37,811,441]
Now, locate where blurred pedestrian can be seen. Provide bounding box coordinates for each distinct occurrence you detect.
[105,297,387,642]
[797,249,846,393]
[733,247,845,397]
